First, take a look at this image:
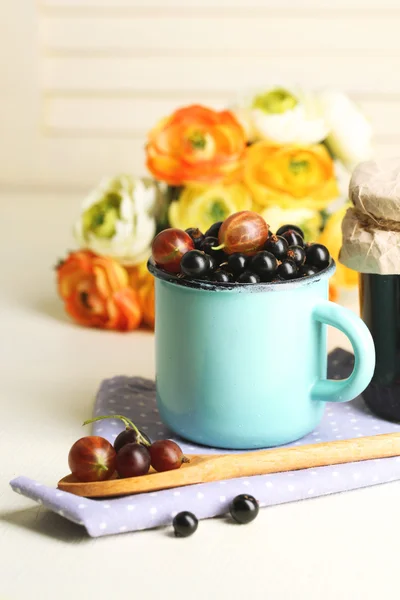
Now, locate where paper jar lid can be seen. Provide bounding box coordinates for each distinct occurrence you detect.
[349,158,400,221]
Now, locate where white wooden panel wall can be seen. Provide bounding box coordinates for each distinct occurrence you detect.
[1,0,400,188]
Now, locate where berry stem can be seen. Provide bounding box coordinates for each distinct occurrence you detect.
[182,456,190,464]
[83,415,151,447]
[211,243,225,251]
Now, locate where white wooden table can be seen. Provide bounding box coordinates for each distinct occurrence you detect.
[1,192,398,600]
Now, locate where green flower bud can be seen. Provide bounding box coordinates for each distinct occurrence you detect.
[252,88,298,115]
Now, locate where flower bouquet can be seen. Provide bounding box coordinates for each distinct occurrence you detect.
[56,86,373,331]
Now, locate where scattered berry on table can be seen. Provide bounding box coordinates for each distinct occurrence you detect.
[173,511,198,537]
[264,234,288,260]
[229,494,259,524]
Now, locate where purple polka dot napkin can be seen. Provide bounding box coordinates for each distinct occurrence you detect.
[10,349,400,537]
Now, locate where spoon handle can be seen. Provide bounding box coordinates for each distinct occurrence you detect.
[203,433,400,481]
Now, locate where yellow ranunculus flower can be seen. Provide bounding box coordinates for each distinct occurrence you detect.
[255,204,322,242]
[244,141,339,210]
[168,183,252,232]
[318,205,358,289]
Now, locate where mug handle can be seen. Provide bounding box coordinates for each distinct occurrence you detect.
[311,300,375,403]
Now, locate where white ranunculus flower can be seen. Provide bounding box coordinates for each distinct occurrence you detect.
[74,175,158,266]
[318,90,373,170]
[232,87,329,145]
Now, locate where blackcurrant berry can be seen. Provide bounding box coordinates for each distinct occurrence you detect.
[180,250,210,278]
[249,251,277,281]
[185,227,204,249]
[286,245,306,267]
[204,221,223,239]
[225,253,248,276]
[298,265,318,277]
[277,259,298,280]
[276,223,305,238]
[211,270,232,283]
[236,271,261,284]
[200,236,225,262]
[173,511,198,537]
[229,494,259,524]
[305,243,330,269]
[264,235,288,260]
[281,229,305,248]
[207,254,219,273]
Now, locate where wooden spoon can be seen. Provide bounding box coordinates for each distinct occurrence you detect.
[58,432,400,498]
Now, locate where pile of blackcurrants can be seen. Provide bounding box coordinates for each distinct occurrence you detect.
[151,210,331,284]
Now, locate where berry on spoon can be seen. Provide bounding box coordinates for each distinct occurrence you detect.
[116,443,151,478]
[68,436,116,482]
[149,440,189,472]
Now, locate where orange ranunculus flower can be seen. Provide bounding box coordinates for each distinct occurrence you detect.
[138,279,155,329]
[244,141,339,210]
[127,262,155,330]
[57,250,142,331]
[146,104,246,185]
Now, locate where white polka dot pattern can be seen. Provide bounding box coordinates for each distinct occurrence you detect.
[9,352,400,538]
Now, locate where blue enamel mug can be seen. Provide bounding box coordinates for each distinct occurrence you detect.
[148,259,375,449]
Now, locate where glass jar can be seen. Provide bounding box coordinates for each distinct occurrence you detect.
[359,273,400,421]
